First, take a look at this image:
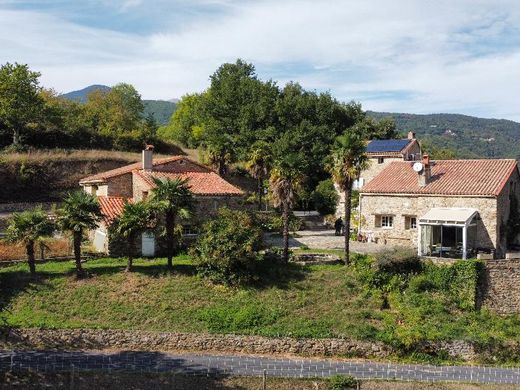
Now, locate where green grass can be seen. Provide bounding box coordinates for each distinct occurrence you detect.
[0,256,381,338]
[1,255,520,364]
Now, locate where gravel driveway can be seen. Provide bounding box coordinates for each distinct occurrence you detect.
[264,230,388,255]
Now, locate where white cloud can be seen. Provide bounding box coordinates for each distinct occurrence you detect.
[1,0,520,119]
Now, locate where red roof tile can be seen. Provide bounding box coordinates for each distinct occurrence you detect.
[361,159,518,196]
[135,170,243,196]
[97,196,133,223]
[79,156,184,184]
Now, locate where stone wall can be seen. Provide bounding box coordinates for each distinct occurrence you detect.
[0,328,483,361]
[359,194,499,256]
[480,259,520,314]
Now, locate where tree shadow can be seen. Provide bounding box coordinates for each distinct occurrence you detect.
[82,260,198,278]
[0,350,248,389]
[249,257,309,290]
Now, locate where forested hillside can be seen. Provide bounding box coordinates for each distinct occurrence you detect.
[368,111,520,159]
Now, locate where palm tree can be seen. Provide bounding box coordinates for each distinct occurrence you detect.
[151,177,195,270]
[269,153,305,263]
[245,141,272,210]
[113,201,156,272]
[58,191,102,278]
[328,130,368,265]
[5,208,54,275]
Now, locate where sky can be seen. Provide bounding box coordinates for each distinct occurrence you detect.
[1,0,520,120]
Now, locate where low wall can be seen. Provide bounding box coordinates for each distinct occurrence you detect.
[480,259,520,314]
[0,328,481,361]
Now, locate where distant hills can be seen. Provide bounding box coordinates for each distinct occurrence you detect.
[62,86,519,159]
[61,85,176,126]
[367,111,520,159]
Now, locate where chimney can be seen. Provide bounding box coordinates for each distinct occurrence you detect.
[407,131,416,140]
[142,144,154,172]
[418,154,431,187]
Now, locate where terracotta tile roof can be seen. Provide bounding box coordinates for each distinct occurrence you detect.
[361,159,518,196]
[97,196,133,223]
[79,156,184,184]
[135,170,243,196]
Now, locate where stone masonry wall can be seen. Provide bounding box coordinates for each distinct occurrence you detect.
[480,259,520,314]
[360,194,498,255]
[0,328,481,361]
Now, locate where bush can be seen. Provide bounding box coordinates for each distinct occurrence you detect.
[254,212,302,233]
[327,375,357,390]
[312,179,339,216]
[374,247,421,274]
[191,208,263,285]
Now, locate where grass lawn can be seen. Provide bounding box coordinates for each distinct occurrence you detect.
[1,255,520,363]
[0,256,381,338]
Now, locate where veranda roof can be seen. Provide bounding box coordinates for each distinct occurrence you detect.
[419,208,478,226]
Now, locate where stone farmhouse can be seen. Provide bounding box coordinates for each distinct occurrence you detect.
[79,146,243,256]
[358,155,520,259]
[336,132,422,216]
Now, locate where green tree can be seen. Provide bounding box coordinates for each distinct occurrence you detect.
[0,63,44,146]
[312,179,339,216]
[151,177,195,270]
[159,93,206,147]
[5,208,54,275]
[58,191,103,278]
[113,201,156,272]
[202,59,279,175]
[245,140,272,210]
[269,133,306,262]
[328,130,368,264]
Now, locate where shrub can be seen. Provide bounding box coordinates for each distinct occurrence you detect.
[327,375,357,390]
[312,179,339,216]
[374,247,421,274]
[191,208,263,285]
[255,212,302,233]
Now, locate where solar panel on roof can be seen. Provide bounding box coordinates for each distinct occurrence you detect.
[366,139,410,153]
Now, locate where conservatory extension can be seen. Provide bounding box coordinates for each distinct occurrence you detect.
[418,208,479,260]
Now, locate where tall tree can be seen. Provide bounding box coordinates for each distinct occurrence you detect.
[269,132,306,263]
[151,177,195,270]
[202,59,279,175]
[328,129,368,265]
[5,208,54,275]
[245,140,272,210]
[58,191,103,278]
[0,63,44,146]
[113,201,156,272]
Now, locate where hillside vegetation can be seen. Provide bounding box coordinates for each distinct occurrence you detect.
[368,111,520,159]
[0,150,175,202]
[1,255,519,364]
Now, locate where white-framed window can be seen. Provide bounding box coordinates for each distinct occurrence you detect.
[377,157,384,164]
[381,215,393,228]
[405,216,417,230]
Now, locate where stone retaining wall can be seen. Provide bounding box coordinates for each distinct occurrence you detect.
[480,259,520,314]
[0,328,481,361]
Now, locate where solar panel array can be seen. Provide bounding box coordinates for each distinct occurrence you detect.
[366,139,410,153]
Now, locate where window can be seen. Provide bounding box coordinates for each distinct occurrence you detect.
[377,157,385,164]
[142,191,149,200]
[381,215,393,228]
[405,216,417,230]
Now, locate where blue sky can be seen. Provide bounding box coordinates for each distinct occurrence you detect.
[1,0,520,120]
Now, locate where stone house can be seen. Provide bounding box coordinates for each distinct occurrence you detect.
[358,155,520,259]
[336,132,421,216]
[79,146,243,256]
